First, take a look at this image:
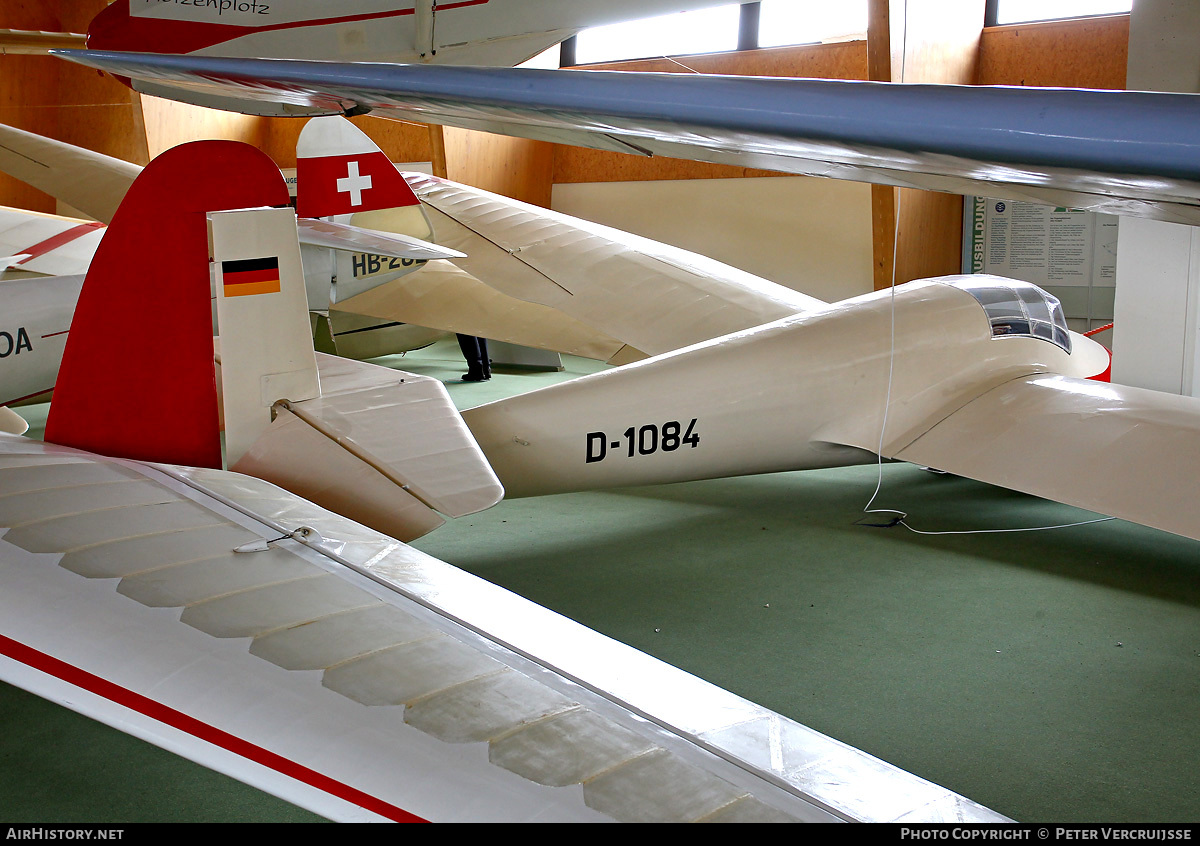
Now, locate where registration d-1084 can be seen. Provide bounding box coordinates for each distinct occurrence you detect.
[585,419,700,463]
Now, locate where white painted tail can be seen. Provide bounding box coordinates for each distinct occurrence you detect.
[210,206,321,467]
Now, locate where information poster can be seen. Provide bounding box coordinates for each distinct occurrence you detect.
[964,197,1118,326]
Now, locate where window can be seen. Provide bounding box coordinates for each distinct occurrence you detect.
[573,4,741,65]
[568,2,869,65]
[758,1,868,48]
[988,0,1132,26]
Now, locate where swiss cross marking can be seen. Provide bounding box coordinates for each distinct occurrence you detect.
[336,160,373,206]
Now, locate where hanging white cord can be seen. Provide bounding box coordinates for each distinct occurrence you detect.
[861,0,908,527]
[662,55,702,74]
[860,189,905,526]
[857,2,1113,538]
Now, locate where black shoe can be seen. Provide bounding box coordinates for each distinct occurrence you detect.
[462,372,489,382]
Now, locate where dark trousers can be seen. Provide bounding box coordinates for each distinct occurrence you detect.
[456,334,490,379]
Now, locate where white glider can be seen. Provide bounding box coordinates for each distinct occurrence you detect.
[0,114,827,410]
[44,54,1200,548]
[88,0,730,65]
[0,119,469,414]
[0,136,1004,823]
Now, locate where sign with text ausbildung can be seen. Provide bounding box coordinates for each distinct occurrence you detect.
[964,197,1118,328]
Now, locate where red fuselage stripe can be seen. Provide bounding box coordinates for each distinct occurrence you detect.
[15,222,105,265]
[90,1,490,56]
[0,633,427,823]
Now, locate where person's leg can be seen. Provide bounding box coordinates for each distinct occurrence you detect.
[456,334,488,381]
[479,338,491,379]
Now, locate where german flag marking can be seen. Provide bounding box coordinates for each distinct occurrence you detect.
[222,256,281,297]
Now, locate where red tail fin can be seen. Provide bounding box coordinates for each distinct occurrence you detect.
[45,141,290,468]
[296,117,421,218]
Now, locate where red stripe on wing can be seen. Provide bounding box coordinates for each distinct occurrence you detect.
[15,221,104,265]
[0,633,426,823]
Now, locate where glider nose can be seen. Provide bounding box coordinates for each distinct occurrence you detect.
[1072,329,1112,382]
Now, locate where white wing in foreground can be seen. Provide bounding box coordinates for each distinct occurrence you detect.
[0,434,1005,822]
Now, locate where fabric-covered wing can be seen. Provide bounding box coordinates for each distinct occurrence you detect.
[332,173,820,362]
[52,51,1200,226]
[0,207,103,278]
[398,173,821,358]
[335,258,632,363]
[0,121,139,224]
[0,434,1007,823]
[870,374,1200,542]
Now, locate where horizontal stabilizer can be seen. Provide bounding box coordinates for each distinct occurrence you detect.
[883,374,1200,542]
[0,407,27,435]
[297,217,464,260]
[233,353,503,541]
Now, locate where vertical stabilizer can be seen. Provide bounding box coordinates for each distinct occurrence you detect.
[211,207,319,466]
[45,141,290,468]
[297,117,432,303]
[296,117,424,225]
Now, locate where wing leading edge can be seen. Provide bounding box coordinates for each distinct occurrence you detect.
[51,50,1200,226]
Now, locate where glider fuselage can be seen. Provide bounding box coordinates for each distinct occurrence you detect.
[463,277,1110,497]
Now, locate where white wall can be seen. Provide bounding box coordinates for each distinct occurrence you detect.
[1112,0,1200,393]
[551,175,875,304]
[1112,217,1200,393]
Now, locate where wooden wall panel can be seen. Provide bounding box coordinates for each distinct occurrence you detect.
[445,129,554,208]
[0,47,60,213]
[140,95,266,162]
[553,41,870,185]
[889,0,984,86]
[255,114,433,171]
[51,0,149,166]
[0,1,73,212]
[0,0,149,213]
[886,0,987,290]
[867,0,897,291]
[976,14,1128,88]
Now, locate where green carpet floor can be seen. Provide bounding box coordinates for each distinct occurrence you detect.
[6,339,1200,822]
